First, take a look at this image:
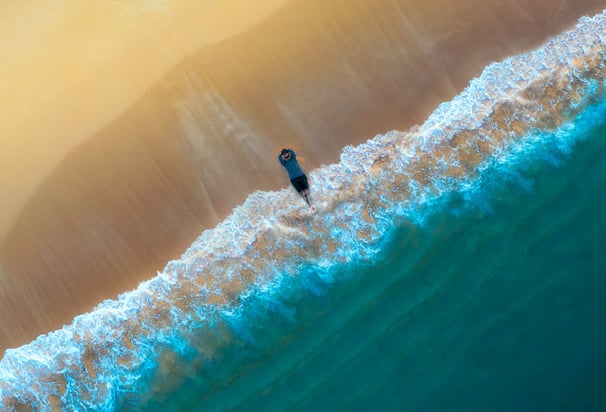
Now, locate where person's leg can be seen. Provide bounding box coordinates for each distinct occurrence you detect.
[301,189,315,210]
[301,189,311,206]
[292,175,315,210]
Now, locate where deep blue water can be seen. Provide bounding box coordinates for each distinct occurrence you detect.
[148,122,606,412]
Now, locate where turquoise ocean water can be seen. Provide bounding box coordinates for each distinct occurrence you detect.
[1,10,606,412]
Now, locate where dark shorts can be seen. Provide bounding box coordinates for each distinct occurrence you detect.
[290,174,309,193]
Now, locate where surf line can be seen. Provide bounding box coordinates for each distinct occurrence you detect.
[1,10,605,412]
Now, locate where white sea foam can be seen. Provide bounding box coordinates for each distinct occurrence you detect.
[1,10,605,411]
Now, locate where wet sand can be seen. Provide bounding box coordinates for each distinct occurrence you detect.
[1,0,604,353]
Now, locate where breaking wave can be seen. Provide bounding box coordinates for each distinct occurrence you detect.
[1,10,606,411]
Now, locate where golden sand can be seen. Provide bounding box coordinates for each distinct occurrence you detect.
[0,0,290,237]
[1,0,605,353]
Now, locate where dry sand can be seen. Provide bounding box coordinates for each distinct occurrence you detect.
[1,0,604,353]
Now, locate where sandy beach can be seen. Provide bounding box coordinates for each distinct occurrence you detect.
[1,0,604,353]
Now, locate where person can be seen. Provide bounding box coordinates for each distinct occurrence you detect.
[278,148,316,212]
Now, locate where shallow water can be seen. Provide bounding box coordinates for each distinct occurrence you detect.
[1,10,606,412]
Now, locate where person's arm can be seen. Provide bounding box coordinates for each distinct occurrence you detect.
[289,149,297,160]
[278,153,286,166]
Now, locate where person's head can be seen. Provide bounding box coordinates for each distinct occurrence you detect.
[280,148,291,160]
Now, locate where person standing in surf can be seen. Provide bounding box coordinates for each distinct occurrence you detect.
[278,148,316,212]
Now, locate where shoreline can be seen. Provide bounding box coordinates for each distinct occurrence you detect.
[1,0,605,353]
[2,9,605,408]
